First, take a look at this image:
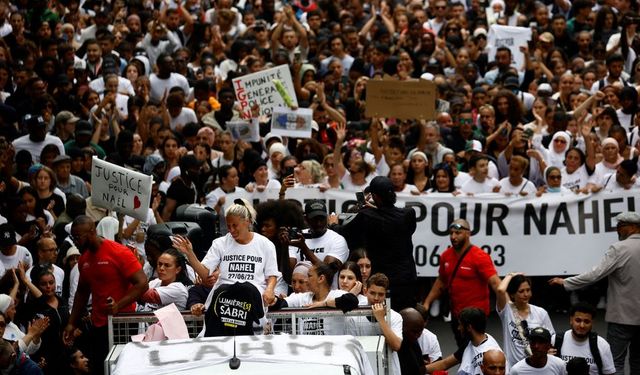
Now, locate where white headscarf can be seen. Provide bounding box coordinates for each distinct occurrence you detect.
[546,131,571,168]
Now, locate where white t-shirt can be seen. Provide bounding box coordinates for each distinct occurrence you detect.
[12,134,65,163]
[138,278,188,311]
[599,172,640,192]
[123,209,158,259]
[285,289,349,335]
[169,107,198,131]
[553,331,616,375]
[26,264,65,297]
[510,355,567,374]
[89,76,135,96]
[497,302,555,367]
[460,176,501,194]
[498,178,538,196]
[340,172,374,191]
[589,162,617,187]
[201,233,281,308]
[561,165,591,191]
[149,73,190,102]
[458,333,503,375]
[0,245,33,270]
[345,309,403,375]
[455,172,472,189]
[288,229,349,264]
[418,328,442,363]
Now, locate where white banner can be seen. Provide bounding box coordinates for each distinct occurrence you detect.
[91,157,153,221]
[246,188,636,277]
[487,25,531,69]
[232,65,298,119]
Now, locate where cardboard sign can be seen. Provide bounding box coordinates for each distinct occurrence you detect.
[270,107,313,138]
[91,157,153,221]
[364,80,436,120]
[232,65,298,119]
[487,25,532,69]
[227,119,260,142]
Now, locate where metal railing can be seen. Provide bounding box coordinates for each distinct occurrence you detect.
[108,307,382,348]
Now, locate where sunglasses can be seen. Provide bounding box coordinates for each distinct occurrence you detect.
[548,175,561,180]
[449,223,470,231]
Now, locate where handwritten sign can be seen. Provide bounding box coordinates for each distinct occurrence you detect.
[270,107,313,138]
[91,157,153,221]
[232,65,298,119]
[487,25,531,69]
[227,119,260,142]
[364,80,436,120]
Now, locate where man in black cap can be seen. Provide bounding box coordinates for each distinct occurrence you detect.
[334,176,417,311]
[162,154,203,221]
[510,327,567,374]
[64,120,106,159]
[281,199,349,271]
[12,114,65,163]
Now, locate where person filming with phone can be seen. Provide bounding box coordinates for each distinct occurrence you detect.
[331,176,418,311]
[280,200,349,273]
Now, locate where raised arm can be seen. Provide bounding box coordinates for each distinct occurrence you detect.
[172,235,211,281]
[333,122,347,178]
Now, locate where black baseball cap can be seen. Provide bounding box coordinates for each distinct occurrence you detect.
[304,200,327,219]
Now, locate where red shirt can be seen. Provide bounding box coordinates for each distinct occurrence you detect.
[78,239,142,327]
[439,245,497,317]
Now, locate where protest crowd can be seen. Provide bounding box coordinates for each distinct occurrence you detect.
[0,0,639,373]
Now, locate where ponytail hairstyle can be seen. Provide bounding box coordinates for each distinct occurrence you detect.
[161,248,193,286]
[313,262,339,288]
[225,198,257,225]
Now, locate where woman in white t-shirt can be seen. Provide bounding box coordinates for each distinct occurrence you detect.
[272,263,359,335]
[389,164,417,195]
[172,199,281,314]
[138,249,191,311]
[496,273,555,368]
[337,261,368,306]
[245,160,281,193]
[561,120,597,192]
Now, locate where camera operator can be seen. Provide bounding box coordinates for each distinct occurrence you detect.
[280,200,349,273]
[330,176,418,311]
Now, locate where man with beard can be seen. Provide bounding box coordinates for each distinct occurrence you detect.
[426,307,503,374]
[423,219,500,346]
[549,212,640,375]
[510,327,567,374]
[548,303,615,375]
[415,121,453,165]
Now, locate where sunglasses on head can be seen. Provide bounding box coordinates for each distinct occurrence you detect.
[449,223,469,231]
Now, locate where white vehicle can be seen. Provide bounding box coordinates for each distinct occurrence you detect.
[107,335,377,375]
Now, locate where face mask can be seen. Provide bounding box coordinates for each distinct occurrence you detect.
[547,186,561,192]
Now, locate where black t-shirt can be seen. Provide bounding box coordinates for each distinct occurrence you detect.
[398,340,425,375]
[37,193,65,217]
[340,205,418,286]
[166,177,197,219]
[204,282,264,337]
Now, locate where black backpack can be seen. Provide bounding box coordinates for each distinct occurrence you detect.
[554,331,603,375]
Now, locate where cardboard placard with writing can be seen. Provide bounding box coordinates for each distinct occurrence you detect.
[364,80,436,120]
[91,157,153,221]
[232,65,298,119]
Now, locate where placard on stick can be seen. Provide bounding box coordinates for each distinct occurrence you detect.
[232,65,298,119]
[364,80,436,120]
[91,157,153,221]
